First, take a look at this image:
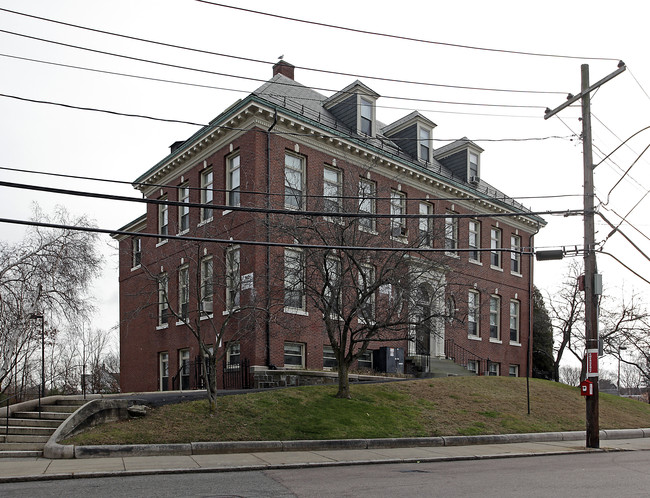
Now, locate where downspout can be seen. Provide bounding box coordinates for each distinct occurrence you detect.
[265,109,278,367]
[527,222,541,415]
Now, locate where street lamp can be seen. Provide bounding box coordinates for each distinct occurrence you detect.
[28,313,45,418]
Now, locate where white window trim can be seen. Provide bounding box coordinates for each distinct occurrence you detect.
[418,125,432,163]
[489,295,501,342]
[490,227,502,270]
[445,212,459,257]
[284,152,305,210]
[468,290,480,339]
[227,154,241,208]
[510,234,522,276]
[200,168,214,223]
[284,342,306,369]
[468,150,480,179]
[178,183,190,234]
[358,178,377,233]
[323,165,343,219]
[390,190,407,241]
[469,220,481,263]
[358,96,374,136]
[510,299,521,345]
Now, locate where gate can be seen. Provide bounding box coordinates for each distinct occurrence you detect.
[223,358,252,390]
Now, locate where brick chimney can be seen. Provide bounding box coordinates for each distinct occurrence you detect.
[273,60,295,80]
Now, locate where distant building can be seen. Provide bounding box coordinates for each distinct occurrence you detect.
[113,61,545,392]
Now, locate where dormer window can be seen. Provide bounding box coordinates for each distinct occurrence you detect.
[419,127,431,162]
[469,151,479,178]
[360,97,373,136]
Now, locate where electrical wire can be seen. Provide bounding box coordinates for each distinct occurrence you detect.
[0,29,548,110]
[604,142,650,205]
[195,1,619,62]
[0,165,583,204]
[0,7,569,96]
[628,67,650,103]
[598,250,650,286]
[598,212,650,264]
[0,179,576,220]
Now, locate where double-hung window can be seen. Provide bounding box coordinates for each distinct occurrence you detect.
[178,266,189,320]
[490,227,502,268]
[418,202,433,247]
[419,127,431,162]
[445,212,458,255]
[489,295,501,341]
[284,248,305,311]
[510,300,520,343]
[323,346,337,369]
[226,246,241,309]
[324,255,341,316]
[360,97,373,136]
[511,235,522,274]
[159,352,169,391]
[469,152,479,179]
[200,169,214,221]
[469,220,480,262]
[358,264,375,321]
[200,256,213,313]
[158,273,169,327]
[132,237,142,268]
[178,183,190,233]
[468,290,479,338]
[158,196,168,242]
[488,362,500,376]
[227,154,240,208]
[284,342,305,368]
[179,349,190,389]
[284,153,304,209]
[390,190,406,238]
[358,178,376,231]
[323,166,342,214]
[226,342,240,367]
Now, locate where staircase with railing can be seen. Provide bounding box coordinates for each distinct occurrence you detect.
[444,339,490,376]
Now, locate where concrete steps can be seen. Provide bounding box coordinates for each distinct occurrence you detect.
[0,396,89,458]
[428,358,476,377]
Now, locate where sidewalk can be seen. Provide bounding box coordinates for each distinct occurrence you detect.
[1,435,650,483]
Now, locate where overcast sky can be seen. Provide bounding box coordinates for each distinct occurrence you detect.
[2,0,649,352]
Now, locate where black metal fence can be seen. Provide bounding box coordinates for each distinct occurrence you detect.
[444,339,489,375]
[223,358,252,390]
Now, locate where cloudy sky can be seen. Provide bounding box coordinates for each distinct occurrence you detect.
[1,0,649,348]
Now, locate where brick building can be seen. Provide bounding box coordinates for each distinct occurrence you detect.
[114,61,545,393]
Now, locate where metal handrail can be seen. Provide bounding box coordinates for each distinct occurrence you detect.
[445,339,490,375]
[3,393,20,437]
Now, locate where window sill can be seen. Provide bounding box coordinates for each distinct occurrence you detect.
[177,229,189,236]
[359,226,378,235]
[469,259,482,266]
[130,264,142,272]
[200,314,213,321]
[490,266,504,272]
[510,341,522,347]
[283,364,305,369]
[511,271,523,278]
[222,209,232,216]
[284,307,308,316]
[156,239,168,248]
[468,334,481,341]
[489,338,502,344]
[390,236,408,244]
[175,319,189,326]
[197,217,213,227]
[446,252,460,258]
[222,308,241,316]
[156,323,169,330]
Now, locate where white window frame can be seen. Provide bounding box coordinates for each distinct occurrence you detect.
[358,350,373,370]
[469,151,479,179]
[159,352,169,391]
[323,165,342,215]
[469,220,480,263]
[489,295,501,342]
[132,236,142,268]
[226,246,241,309]
[323,345,337,370]
[488,362,500,377]
[511,234,522,275]
[200,168,214,222]
[227,154,241,208]
[358,263,376,322]
[510,299,521,344]
[490,227,502,269]
[226,341,240,367]
[468,290,480,338]
[200,256,213,314]
[324,255,342,317]
[284,342,305,369]
[157,273,169,328]
[445,212,458,256]
[284,248,305,312]
[359,97,373,136]
[158,196,168,243]
[178,265,189,321]
[419,126,431,162]
[358,178,376,232]
[390,190,407,239]
[179,348,190,390]
[284,153,304,210]
[418,202,433,247]
[467,359,478,374]
[178,183,190,234]
[509,364,519,377]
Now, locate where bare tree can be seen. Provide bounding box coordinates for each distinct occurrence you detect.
[559,365,582,386]
[0,206,102,396]
[269,183,449,399]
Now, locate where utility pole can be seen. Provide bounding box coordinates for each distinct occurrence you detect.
[545,62,625,449]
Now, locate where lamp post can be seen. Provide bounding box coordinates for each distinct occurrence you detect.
[617,345,627,394]
[28,313,45,418]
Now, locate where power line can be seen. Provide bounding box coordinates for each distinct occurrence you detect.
[628,67,650,103]
[0,165,583,204]
[0,216,539,256]
[598,212,650,264]
[0,28,548,110]
[604,142,650,205]
[598,250,650,286]
[0,179,579,220]
[0,7,568,96]
[195,1,619,62]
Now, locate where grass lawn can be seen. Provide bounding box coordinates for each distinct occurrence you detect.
[65,377,650,445]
